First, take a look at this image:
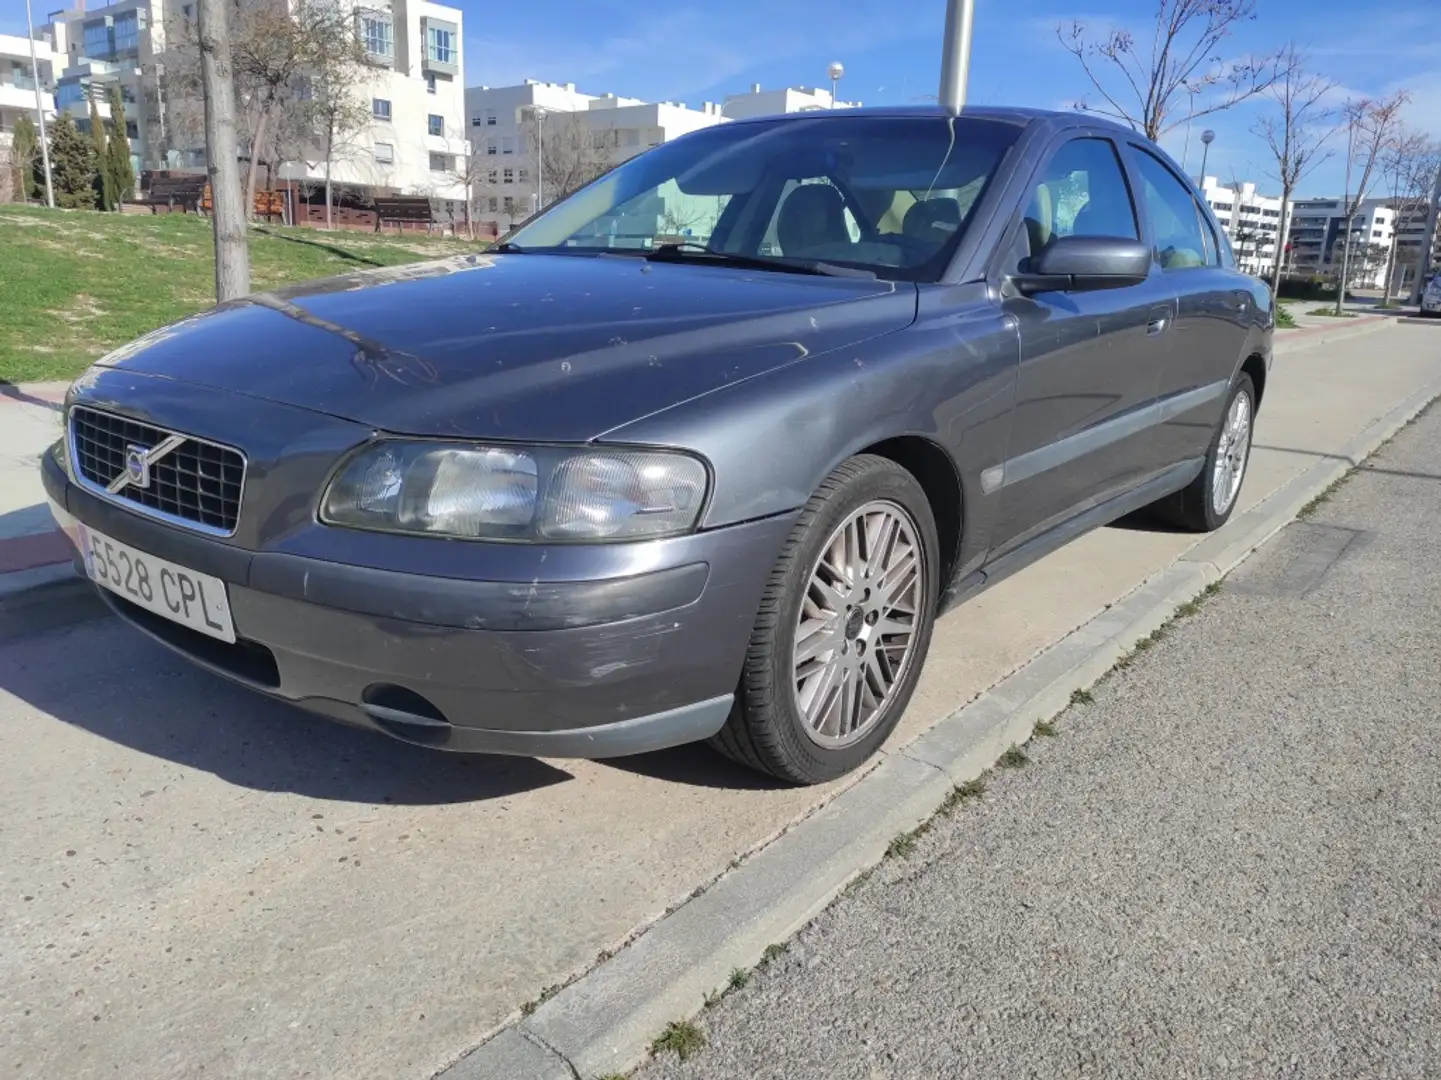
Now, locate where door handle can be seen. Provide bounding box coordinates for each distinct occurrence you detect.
[1147,304,1171,336]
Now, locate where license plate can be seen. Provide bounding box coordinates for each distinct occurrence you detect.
[78,525,237,643]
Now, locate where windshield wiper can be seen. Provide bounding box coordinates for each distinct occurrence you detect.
[491,241,527,253]
[647,243,876,280]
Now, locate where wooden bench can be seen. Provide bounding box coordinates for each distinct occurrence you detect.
[373,196,435,233]
[141,175,207,212]
[199,186,286,222]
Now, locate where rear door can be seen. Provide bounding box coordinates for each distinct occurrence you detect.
[989,133,1176,554]
[1125,146,1253,470]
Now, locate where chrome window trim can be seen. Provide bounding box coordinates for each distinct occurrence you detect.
[67,404,248,539]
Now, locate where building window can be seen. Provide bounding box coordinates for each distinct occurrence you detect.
[519,168,529,182]
[485,109,496,126]
[56,82,86,108]
[83,21,112,59]
[113,12,139,53]
[429,152,449,171]
[374,141,394,164]
[471,118,483,127]
[372,98,391,121]
[125,120,137,138]
[488,196,498,212]
[425,73,437,95]
[487,169,497,183]
[427,114,444,137]
[504,197,515,213]
[182,4,192,15]
[426,26,453,65]
[501,136,514,154]
[503,167,513,183]
[485,142,497,155]
[359,13,393,60]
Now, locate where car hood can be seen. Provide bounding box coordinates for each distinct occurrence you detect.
[96,253,917,441]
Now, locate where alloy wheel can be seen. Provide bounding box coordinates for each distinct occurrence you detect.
[792,499,926,749]
[1212,389,1253,515]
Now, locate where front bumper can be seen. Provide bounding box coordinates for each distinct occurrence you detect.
[43,442,793,758]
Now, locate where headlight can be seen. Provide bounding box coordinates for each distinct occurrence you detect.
[321,441,708,542]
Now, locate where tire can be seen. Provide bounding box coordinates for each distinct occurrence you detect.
[711,455,941,784]
[1153,373,1256,532]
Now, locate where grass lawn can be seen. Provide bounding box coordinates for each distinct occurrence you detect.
[0,205,488,384]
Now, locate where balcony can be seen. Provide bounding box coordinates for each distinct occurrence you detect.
[0,80,51,112]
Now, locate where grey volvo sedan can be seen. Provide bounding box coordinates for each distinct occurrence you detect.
[43,107,1270,783]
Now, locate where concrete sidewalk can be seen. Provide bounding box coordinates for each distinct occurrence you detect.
[2,317,1438,1080]
[0,382,71,596]
[633,388,1441,1080]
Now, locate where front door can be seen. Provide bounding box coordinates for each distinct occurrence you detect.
[1126,146,1253,470]
[990,134,1175,555]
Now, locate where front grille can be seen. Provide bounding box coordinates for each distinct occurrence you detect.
[70,405,246,534]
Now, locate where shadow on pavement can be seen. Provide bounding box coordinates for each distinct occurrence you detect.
[0,382,64,411]
[603,740,791,791]
[0,607,573,805]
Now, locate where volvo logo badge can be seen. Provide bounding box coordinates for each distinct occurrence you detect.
[124,444,152,489]
[107,434,187,496]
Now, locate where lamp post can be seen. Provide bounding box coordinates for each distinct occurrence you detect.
[1199,129,1215,185]
[23,0,55,208]
[937,0,976,114]
[827,62,844,108]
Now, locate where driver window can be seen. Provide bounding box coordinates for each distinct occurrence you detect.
[1131,148,1210,271]
[1013,137,1139,272]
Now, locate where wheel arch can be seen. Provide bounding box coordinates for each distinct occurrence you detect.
[857,435,965,587]
[1240,353,1267,408]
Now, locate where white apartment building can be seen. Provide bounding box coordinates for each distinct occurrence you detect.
[1196,176,1287,276]
[37,0,466,202]
[1385,195,1441,295]
[463,79,864,234]
[721,82,860,119]
[1285,196,1398,288]
[0,33,57,164]
[465,78,727,231]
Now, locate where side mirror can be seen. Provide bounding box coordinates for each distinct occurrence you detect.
[1011,235,1152,295]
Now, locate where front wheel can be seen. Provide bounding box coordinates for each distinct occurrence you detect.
[711,455,940,784]
[1154,374,1256,532]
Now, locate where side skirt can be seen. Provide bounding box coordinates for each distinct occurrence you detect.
[940,457,1204,615]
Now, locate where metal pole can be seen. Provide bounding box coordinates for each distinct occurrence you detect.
[1199,142,1210,182]
[23,0,55,208]
[536,108,544,212]
[1407,162,1441,306]
[937,0,976,114]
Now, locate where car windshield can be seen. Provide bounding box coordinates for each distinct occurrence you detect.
[505,115,1021,282]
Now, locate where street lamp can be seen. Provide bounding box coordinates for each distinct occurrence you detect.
[23,0,55,208]
[827,61,844,108]
[1199,129,1215,184]
[937,0,976,114]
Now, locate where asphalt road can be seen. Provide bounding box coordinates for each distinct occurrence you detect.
[637,403,1441,1079]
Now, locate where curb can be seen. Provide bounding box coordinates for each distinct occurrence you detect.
[440,369,1441,1080]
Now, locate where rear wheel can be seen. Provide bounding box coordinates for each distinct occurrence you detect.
[1153,374,1255,532]
[711,455,940,784]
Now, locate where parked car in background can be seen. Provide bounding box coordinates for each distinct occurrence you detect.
[1421,275,1441,316]
[44,107,1271,784]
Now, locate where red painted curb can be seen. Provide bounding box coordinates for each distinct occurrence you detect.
[0,530,73,573]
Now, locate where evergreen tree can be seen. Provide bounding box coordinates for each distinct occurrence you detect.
[47,113,97,209]
[105,85,135,204]
[10,115,40,201]
[88,95,115,211]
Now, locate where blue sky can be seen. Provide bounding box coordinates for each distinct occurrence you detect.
[5,0,1436,196]
[465,0,1441,197]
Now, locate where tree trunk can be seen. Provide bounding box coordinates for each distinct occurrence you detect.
[244,108,269,224]
[1335,233,1352,316]
[1270,190,1290,298]
[1382,235,1399,301]
[197,0,249,301]
[324,127,334,231]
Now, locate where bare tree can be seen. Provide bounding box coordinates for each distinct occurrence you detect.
[302,15,369,230]
[1059,0,1289,139]
[524,111,618,205]
[196,0,249,299]
[1332,93,1409,314]
[1378,132,1441,300]
[1252,44,1337,293]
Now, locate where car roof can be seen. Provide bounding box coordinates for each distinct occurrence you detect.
[723,104,1137,137]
